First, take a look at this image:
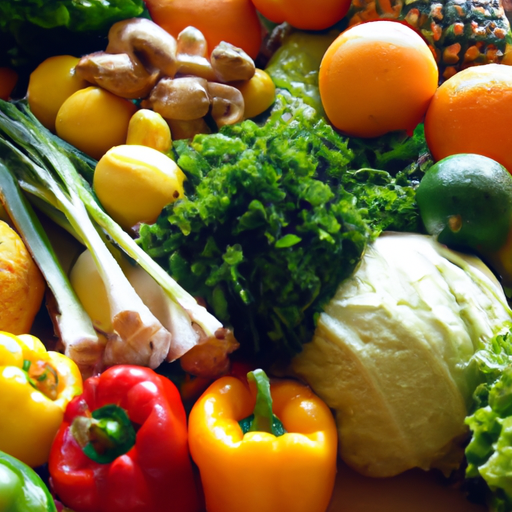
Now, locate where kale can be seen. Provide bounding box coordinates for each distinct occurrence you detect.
[138,92,422,363]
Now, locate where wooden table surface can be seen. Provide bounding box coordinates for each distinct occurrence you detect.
[327,462,487,512]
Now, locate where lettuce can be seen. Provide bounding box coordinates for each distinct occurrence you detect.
[465,328,512,511]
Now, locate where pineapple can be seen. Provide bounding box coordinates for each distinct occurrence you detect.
[347,0,512,80]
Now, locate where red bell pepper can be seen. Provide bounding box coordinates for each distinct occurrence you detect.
[48,365,202,512]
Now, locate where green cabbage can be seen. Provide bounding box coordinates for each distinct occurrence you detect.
[291,232,512,478]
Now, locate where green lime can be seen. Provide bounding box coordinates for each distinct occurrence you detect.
[416,153,512,252]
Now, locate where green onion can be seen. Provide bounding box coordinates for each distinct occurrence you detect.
[0,99,223,369]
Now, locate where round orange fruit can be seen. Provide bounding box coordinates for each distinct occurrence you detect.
[319,20,439,138]
[249,0,352,31]
[144,0,263,59]
[425,63,512,174]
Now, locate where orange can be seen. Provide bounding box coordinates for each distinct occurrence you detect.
[144,0,263,60]
[425,63,512,174]
[250,0,351,31]
[319,20,439,138]
[0,68,18,101]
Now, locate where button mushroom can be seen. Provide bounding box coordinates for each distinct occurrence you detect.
[166,118,212,141]
[106,17,179,78]
[75,52,159,100]
[210,41,256,83]
[207,82,245,128]
[143,76,211,121]
[175,26,216,81]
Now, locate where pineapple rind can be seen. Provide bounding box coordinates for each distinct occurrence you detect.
[347,0,512,79]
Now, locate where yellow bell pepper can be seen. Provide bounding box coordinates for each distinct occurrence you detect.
[188,369,338,512]
[0,331,83,468]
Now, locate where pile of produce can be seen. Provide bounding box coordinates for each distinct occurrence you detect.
[3,0,512,511]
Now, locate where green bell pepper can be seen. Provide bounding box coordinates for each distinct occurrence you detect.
[0,450,57,512]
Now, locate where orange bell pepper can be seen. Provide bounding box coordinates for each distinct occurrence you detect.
[188,369,338,512]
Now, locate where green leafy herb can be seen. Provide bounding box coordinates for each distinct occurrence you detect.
[139,93,421,363]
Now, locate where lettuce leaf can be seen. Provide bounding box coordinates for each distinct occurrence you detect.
[465,327,512,511]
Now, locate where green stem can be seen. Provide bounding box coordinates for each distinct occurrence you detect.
[0,161,99,361]
[71,404,136,464]
[238,369,286,437]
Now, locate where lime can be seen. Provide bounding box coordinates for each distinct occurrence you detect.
[416,153,512,252]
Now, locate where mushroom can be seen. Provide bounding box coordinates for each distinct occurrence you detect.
[207,82,245,128]
[177,26,209,57]
[106,18,179,78]
[75,51,159,99]
[210,41,256,83]
[143,76,211,121]
[175,26,216,81]
[166,117,212,141]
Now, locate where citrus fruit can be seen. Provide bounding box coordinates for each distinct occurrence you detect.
[0,220,46,335]
[249,0,351,31]
[318,20,439,138]
[425,63,512,174]
[416,153,512,253]
[93,144,186,230]
[144,0,263,59]
[233,68,276,119]
[27,55,88,132]
[55,86,137,161]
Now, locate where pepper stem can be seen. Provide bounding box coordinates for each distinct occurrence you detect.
[238,369,286,437]
[71,404,136,464]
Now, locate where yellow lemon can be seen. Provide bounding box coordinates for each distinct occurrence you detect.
[93,144,186,230]
[56,86,137,161]
[27,55,88,132]
[233,68,276,119]
[0,221,46,334]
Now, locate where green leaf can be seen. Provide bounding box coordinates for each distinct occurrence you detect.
[275,234,302,248]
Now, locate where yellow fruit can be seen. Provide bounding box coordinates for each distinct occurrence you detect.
[233,69,276,119]
[126,109,172,153]
[55,86,137,161]
[0,221,46,334]
[27,55,88,132]
[93,144,186,230]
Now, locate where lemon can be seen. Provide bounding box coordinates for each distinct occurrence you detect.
[0,221,46,334]
[416,153,512,252]
[93,144,186,230]
[27,55,88,132]
[56,86,137,161]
